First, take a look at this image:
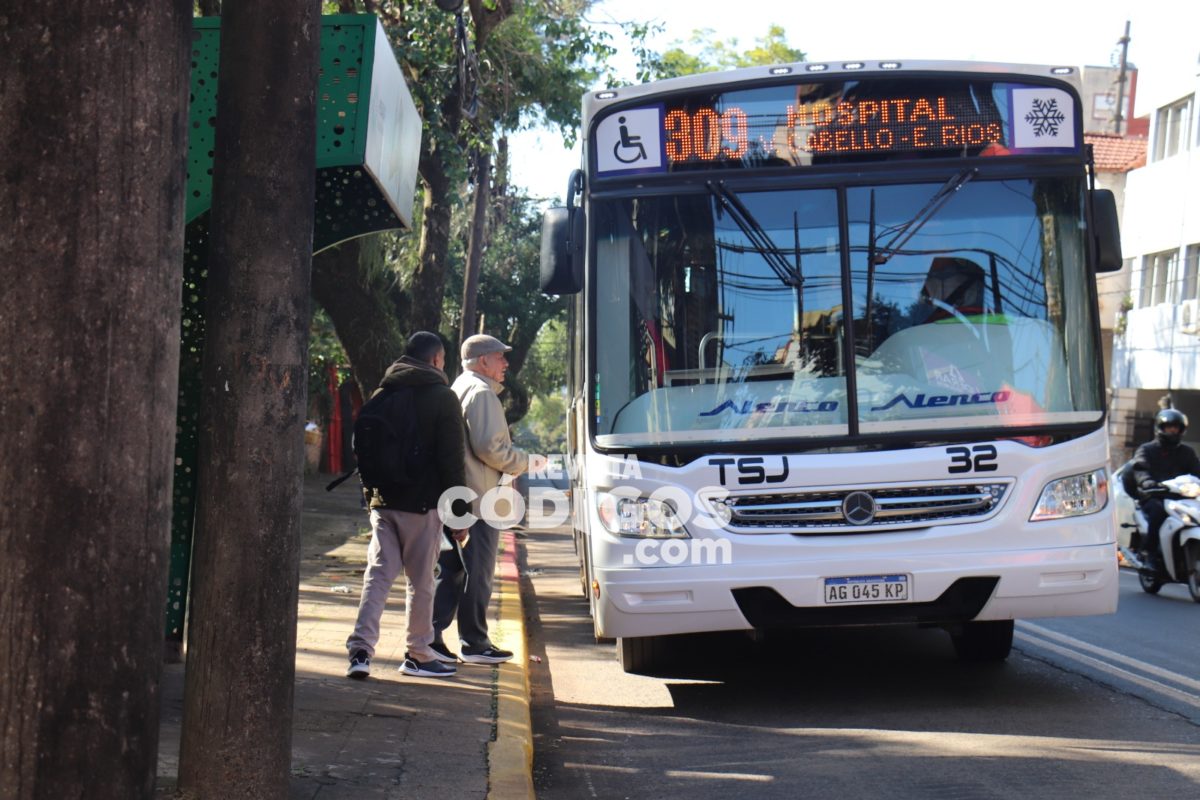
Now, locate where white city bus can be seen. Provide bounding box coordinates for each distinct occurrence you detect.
[539,60,1123,673]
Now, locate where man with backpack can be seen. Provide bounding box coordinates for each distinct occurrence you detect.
[345,332,468,679]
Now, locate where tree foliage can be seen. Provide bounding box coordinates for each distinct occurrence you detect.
[438,179,567,420]
[482,0,613,143]
[520,317,568,398]
[307,307,350,422]
[310,1,608,410]
[640,23,805,80]
[512,392,567,453]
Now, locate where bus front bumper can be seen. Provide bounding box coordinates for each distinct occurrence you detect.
[592,543,1118,639]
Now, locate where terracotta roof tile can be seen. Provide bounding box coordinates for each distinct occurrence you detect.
[1085,133,1148,172]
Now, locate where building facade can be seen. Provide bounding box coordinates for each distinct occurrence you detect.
[1110,68,1200,466]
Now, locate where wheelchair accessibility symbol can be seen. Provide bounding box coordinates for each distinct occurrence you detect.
[596,107,663,174]
[613,116,648,164]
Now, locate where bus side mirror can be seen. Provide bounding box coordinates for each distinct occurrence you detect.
[1092,189,1122,273]
[539,206,584,294]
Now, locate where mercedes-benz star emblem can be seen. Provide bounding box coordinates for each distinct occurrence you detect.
[841,491,877,525]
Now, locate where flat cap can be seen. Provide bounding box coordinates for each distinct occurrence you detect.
[461,333,512,360]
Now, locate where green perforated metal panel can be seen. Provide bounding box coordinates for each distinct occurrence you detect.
[167,14,420,651]
[186,15,382,224]
[316,19,371,168]
[185,24,220,225]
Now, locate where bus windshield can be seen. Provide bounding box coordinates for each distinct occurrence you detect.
[592,175,1103,447]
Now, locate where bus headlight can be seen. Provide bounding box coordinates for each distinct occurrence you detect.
[596,492,688,538]
[1029,469,1108,521]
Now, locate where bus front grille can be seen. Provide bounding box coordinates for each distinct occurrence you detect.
[715,482,1009,533]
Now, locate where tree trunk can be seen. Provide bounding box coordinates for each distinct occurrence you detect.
[311,239,407,394]
[459,147,491,343]
[176,2,321,798]
[400,0,515,336]
[409,143,456,333]
[493,135,509,199]
[0,2,190,798]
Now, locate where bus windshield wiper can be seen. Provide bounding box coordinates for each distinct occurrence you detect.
[707,181,803,288]
[872,168,977,265]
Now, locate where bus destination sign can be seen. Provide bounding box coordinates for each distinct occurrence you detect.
[665,95,1004,161]
[593,79,1078,175]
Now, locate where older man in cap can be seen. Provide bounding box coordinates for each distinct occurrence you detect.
[431,334,543,664]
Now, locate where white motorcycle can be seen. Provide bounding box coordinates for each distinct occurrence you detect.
[1124,473,1200,602]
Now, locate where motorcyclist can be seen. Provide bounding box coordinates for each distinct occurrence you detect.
[1131,408,1200,572]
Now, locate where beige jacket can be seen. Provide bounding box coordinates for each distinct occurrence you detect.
[451,369,528,510]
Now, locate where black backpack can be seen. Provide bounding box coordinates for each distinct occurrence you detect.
[326,386,422,491]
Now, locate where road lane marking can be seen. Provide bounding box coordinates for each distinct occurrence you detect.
[1016,622,1200,710]
[1017,622,1200,693]
[663,770,774,782]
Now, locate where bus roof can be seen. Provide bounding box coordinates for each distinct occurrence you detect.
[583,60,1083,121]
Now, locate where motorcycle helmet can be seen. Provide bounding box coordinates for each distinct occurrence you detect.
[1154,408,1188,447]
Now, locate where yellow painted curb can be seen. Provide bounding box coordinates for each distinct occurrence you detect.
[487,532,535,800]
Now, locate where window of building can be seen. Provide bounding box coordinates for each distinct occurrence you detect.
[1153,94,1194,161]
[1140,249,1178,306]
[1185,245,1200,302]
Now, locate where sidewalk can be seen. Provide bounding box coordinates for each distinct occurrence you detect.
[156,474,534,799]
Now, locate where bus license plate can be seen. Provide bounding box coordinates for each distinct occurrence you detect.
[824,574,910,604]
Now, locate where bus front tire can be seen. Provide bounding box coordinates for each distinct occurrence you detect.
[950,619,1014,662]
[617,635,666,674]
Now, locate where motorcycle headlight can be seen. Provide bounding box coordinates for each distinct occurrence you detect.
[1176,481,1200,499]
[1165,500,1198,526]
[596,491,687,538]
[1030,469,1108,521]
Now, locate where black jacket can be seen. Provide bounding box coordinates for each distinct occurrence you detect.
[1131,439,1200,500]
[364,356,466,514]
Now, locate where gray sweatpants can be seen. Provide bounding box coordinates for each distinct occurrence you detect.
[346,508,441,663]
[432,518,498,649]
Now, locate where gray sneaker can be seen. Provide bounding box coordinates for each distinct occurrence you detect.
[401,653,457,678]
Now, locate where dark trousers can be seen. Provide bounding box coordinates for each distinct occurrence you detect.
[432,518,499,649]
[1141,497,1167,564]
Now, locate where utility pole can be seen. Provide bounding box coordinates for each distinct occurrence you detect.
[1114,20,1131,135]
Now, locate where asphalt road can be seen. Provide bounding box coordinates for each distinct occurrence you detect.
[521,528,1200,799]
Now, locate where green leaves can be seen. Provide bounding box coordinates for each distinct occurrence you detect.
[642,23,806,81]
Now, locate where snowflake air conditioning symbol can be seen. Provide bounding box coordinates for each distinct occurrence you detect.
[1024,98,1066,137]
